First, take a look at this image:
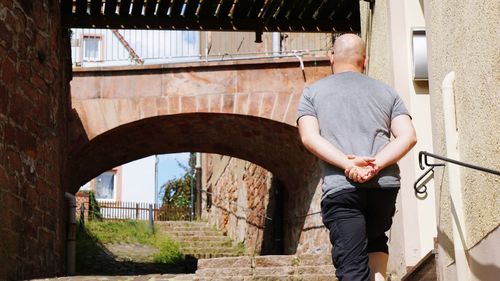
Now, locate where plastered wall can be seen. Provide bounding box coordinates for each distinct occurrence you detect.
[424,0,499,280]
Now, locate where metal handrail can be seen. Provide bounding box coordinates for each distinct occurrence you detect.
[414,151,500,194]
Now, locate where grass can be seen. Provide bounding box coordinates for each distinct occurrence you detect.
[83,220,184,265]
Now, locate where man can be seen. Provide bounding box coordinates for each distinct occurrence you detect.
[297,34,416,281]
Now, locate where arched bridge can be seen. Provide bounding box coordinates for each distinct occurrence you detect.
[69,58,331,192]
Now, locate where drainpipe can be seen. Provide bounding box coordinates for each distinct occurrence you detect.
[442,71,471,281]
[195,152,202,219]
[292,52,306,82]
[272,32,281,57]
[64,192,76,275]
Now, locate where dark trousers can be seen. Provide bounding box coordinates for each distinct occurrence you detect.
[321,188,399,281]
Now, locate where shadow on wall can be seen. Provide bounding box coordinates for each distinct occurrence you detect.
[437,227,500,280]
[261,177,286,255]
[68,108,89,157]
[282,167,322,255]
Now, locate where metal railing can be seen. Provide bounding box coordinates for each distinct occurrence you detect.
[414,151,500,195]
[70,28,335,67]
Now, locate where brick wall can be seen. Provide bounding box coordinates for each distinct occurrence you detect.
[201,154,271,255]
[0,0,70,279]
[75,191,90,221]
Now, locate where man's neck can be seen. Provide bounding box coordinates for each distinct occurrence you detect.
[333,64,363,74]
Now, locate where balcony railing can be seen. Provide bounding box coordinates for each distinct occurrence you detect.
[71,28,336,67]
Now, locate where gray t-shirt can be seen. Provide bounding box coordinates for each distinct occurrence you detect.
[297,71,410,199]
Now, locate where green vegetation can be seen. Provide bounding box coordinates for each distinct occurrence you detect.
[160,153,196,207]
[84,220,184,264]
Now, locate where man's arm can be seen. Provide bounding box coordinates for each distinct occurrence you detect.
[373,114,417,170]
[298,115,374,172]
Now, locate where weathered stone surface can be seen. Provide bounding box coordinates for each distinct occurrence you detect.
[195,255,336,281]
[197,256,252,269]
[254,256,297,268]
[195,268,253,277]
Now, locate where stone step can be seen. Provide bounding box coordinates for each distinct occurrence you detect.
[179,240,233,248]
[193,274,336,281]
[246,275,337,281]
[172,235,231,242]
[195,255,336,281]
[181,247,242,255]
[197,256,253,269]
[197,255,331,269]
[195,265,334,277]
[187,252,243,259]
[161,230,223,237]
[196,267,253,278]
[156,221,210,228]
[158,225,215,230]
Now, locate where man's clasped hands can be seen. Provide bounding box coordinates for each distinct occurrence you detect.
[344,155,380,183]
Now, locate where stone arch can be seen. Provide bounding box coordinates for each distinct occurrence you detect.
[69,113,318,191]
[69,112,321,254]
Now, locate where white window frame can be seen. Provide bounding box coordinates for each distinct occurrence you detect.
[81,34,104,62]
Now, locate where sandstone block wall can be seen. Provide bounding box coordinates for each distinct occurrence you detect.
[201,154,271,255]
[0,1,70,279]
[201,153,329,256]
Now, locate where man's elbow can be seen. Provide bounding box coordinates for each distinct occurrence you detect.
[300,135,312,149]
[408,133,417,149]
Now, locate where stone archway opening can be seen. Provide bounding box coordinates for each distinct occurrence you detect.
[70,113,321,255]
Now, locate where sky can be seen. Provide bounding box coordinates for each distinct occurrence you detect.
[157,153,190,186]
[156,152,190,204]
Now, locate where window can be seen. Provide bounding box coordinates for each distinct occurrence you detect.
[82,35,102,61]
[95,171,115,200]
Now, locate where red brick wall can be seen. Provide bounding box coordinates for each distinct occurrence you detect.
[75,191,90,221]
[0,1,70,279]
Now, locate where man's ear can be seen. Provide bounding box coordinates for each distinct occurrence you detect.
[363,56,368,68]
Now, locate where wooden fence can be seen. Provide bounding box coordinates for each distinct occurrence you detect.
[93,200,191,221]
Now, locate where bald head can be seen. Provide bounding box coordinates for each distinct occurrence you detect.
[331,34,366,72]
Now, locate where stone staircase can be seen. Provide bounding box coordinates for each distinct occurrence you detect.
[194,254,336,281]
[157,221,244,259]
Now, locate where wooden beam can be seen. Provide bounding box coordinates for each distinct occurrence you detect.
[169,0,184,17]
[248,0,264,18]
[132,0,145,16]
[260,0,281,21]
[119,0,132,16]
[61,0,73,15]
[90,0,103,16]
[145,0,159,16]
[183,0,200,18]
[197,0,218,17]
[75,0,88,15]
[232,0,253,18]
[274,0,294,19]
[157,0,171,16]
[215,0,233,18]
[104,0,118,16]
[299,0,323,20]
[63,0,362,32]
[313,0,334,20]
[64,13,357,32]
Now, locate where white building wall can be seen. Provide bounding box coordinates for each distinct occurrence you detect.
[121,155,156,204]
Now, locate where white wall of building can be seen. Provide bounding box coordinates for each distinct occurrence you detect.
[121,155,157,204]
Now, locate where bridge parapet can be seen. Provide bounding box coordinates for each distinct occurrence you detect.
[71,57,331,139]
